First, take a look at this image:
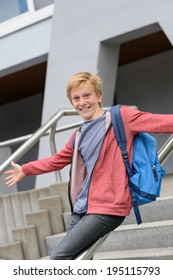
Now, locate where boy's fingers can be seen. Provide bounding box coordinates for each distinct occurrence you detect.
[4,170,12,175]
[4,175,13,181]
[5,178,16,186]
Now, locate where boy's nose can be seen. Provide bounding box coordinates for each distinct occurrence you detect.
[79,98,86,106]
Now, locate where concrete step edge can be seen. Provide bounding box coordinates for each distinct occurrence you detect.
[157,195,173,201]
[45,220,173,241]
[118,219,173,231]
[94,247,173,260]
[39,246,173,260]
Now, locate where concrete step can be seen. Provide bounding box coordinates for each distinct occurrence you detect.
[0,186,51,244]
[27,187,50,212]
[0,197,8,244]
[63,211,71,230]
[123,196,173,225]
[2,194,17,242]
[25,209,52,258]
[45,220,173,257]
[49,182,70,212]
[0,241,24,260]
[12,225,40,260]
[38,195,65,234]
[161,173,173,197]
[99,220,173,252]
[45,232,66,256]
[94,247,173,260]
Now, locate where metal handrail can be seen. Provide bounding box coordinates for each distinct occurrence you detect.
[0,119,83,182]
[75,233,110,260]
[0,108,81,174]
[0,121,83,148]
[0,107,110,175]
[1,104,171,175]
[1,106,173,185]
[158,134,173,165]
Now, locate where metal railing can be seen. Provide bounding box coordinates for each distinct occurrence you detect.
[158,134,173,165]
[0,107,172,174]
[0,107,111,176]
[0,108,82,177]
[1,107,173,260]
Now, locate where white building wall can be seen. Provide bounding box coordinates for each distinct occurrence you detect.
[35,0,173,188]
[0,12,53,193]
[0,17,52,76]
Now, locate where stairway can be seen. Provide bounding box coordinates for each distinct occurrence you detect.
[0,182,70,259]
[0,174,173,260]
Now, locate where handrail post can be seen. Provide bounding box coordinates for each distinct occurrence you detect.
[50,123,62,183]
[158,134,173,166]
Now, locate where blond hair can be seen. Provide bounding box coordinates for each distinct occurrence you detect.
[66,72,103,103]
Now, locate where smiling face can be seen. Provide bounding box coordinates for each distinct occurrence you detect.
[70,80,103,121]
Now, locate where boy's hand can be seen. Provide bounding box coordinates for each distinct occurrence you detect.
[4,161,26,187]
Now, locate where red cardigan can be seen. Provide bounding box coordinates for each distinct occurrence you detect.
[22,106,173,217]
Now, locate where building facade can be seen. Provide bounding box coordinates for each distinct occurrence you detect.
[0,0,54,193]
[0,0,173,193]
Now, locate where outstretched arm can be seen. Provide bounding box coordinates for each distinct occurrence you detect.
[4,132,75,187]
[4,161,26,187]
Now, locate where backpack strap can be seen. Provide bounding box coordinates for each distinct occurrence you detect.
[110,105,142,224]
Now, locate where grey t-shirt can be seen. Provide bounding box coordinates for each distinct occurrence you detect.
[73,112,107,214]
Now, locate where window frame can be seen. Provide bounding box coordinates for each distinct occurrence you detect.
[0,1,54,38]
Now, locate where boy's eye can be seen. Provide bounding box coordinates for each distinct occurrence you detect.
[72,96,79,101]
[84,93,91,98]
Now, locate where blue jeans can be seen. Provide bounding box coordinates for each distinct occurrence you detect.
[50,213,125,260]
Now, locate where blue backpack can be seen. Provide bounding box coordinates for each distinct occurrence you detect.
[110,105,165,224]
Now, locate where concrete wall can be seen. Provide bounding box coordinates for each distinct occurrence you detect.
[35,0,173,188]
[0,94,43,194]
[0,17,52,76]
[116,49,173,173]
[0,16,53,193]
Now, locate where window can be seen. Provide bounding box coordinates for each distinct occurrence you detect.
[0,0,28,23]
[0,0,54,23]
[0,0,54,38]
[33,0,54,11]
